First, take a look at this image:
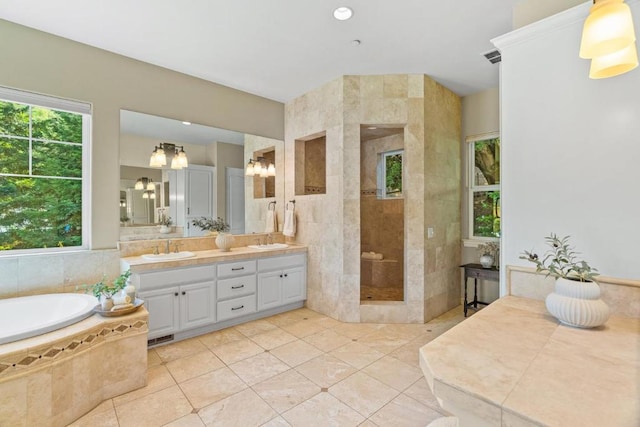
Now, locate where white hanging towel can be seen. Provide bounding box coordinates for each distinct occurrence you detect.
[283,209,296,237]
[265,210,277,233]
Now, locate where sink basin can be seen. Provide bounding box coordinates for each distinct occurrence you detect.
[247,243,289,250]
[141,251,196,261]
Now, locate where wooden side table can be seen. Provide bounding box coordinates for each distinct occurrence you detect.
[461,263,499,317]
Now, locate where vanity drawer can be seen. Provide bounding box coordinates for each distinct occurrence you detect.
[257,254,306,272]
[135,265,216,291]
[217,260,256,278]
[217,294,257,322]
[217,275,256,300]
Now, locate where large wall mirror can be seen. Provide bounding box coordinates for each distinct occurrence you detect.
[119,110,284,240]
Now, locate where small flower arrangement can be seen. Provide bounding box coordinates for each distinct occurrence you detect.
[78,270,131,299]
[520,233,598,282]
[477,241,499,259]
[159,214,172,226]
[191,216,230,233]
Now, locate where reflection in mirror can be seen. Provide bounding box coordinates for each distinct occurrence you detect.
[119,110,284,240]
[252,148,276,199]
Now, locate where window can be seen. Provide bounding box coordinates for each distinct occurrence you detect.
[0,87,91,252]
[468,135,500,239]
[377,149,403,199]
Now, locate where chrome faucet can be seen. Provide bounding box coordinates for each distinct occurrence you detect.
[173,242,181,253]
[267,233,273,245]
[165,239,171,254]
[153,245,160,255]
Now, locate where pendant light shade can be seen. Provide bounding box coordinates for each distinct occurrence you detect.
[245,160,255,176]
[580,0,636,59]
[590,43,639,78]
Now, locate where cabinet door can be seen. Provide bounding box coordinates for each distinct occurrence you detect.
[180,281,216,329]
[282,266,306,303]
[139,287,180,338]
[257,271,282,311]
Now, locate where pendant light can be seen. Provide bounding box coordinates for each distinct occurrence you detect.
[580,0,638,79]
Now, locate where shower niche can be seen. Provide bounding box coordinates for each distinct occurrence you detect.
[359,125,405,302]
[295,132,326,195]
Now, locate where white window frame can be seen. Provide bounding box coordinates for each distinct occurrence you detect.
[377,149,404,199]
[467,132,500,242]
[0,86,92,254]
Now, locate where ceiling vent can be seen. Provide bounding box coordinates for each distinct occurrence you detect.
[483,49,501,64]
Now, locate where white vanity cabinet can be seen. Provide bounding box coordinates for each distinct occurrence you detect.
[128,250,308,346]
[257,254,307,311]
[216,259,257,321]
[134,265,216,339]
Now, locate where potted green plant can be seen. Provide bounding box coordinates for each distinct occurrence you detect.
[191,217,234,251]
[520,233,608,328]
[79,270,131,310]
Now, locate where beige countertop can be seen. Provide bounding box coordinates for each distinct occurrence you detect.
[419,296,640,427]
[121,244,307,273]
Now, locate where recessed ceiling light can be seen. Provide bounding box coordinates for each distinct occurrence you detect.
[333,6,353,21]
[182,121,191,125]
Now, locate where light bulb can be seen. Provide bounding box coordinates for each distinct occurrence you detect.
[267,164,276,177]
[134,179,143,190]
[245,161,255,176]
[142,192,149,199]
[253,160,262,175]
[146,180,155,191]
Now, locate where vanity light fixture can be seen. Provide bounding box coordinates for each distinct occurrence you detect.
[580,0,638,79]
[333,6,353,21]
[245,156,276,178]
[134,177,155,191]
[141,190,155,199]
[150,142,189,169]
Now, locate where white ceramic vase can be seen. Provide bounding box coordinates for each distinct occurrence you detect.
[159,225,171,234]
[215,232,235,252]
[545,277,610,328]
[479,254,494,268]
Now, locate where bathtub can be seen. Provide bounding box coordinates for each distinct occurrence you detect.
[0,293,98,345]
[0,293,148,425]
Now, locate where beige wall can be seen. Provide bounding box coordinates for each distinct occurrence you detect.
[460,87,500,303]
[512,0,584,29]
[0,19,282,298]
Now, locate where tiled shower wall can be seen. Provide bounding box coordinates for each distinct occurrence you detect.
[360,133,405,294]
[285,74,460,323]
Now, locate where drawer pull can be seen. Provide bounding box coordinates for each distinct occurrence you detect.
[174,292,179,297]
[231,267,245,271]
[231,284,245,289]
[182,291,186,295]
[231,305,244,311]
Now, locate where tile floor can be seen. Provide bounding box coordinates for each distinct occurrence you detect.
[70,306,465,427]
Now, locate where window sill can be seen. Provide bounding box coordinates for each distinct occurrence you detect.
[463,238,500,248]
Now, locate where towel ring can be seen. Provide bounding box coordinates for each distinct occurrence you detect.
[287,200,296,211]
[268,201,276,211]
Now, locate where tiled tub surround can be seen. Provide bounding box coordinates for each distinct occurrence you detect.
[419,296,640,427]
[0,249,122,299]
[285,74,461,324]
[0,308,148,426]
